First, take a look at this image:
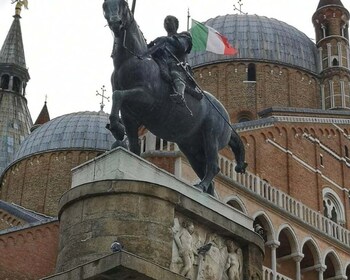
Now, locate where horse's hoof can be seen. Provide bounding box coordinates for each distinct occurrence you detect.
[108,122,125,140]
[206,184,215,196]
[194,183,206,192]
[194,183,216,196]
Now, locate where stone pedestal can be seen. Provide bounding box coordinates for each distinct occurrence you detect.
[53,148,264,280]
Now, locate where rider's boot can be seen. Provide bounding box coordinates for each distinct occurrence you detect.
[170,78,186,104]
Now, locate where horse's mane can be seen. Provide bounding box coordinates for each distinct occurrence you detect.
[124,1,147,45]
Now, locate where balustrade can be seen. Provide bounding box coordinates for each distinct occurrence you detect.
[263,266,293,280]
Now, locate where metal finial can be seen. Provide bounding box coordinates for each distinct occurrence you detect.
[12,0,29,17]
[233,0,247,15]
[96,85,110,112]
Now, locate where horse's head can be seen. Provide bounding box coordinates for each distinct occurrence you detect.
[103,0,132,36]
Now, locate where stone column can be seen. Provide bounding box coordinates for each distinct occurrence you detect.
[327,43,332,67]
[316,265,326,280]
[293,253,304,280]
[266,240,280,280]
[329,80,335,108]
[321,84,325,110]
[318,47,323,72]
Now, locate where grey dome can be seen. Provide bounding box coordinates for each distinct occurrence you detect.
[188,14,318,73]
[14,111,114,161]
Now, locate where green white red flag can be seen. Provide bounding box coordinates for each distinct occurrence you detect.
[190,19,237,55]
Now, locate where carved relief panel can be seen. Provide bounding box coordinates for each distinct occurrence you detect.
[171,216,243,280]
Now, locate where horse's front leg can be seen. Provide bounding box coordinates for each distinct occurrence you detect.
[108,87,152,150]
[108,89,126,142]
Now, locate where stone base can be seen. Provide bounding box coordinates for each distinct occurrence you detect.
[55,148,264,279]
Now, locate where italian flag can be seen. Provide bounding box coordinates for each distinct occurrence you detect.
[190,19,237,55]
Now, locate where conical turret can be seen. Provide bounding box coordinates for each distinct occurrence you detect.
[31,101,50,132]
[0,11,32,175]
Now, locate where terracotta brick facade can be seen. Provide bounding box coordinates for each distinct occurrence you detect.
[0,221,59,280]
[193,63,320,122]
[1,150,103,216]
[239,122,350,224]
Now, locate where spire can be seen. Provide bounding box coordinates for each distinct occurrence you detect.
[317,0,344,10]
[31,100,51,131]
[0,3,32,175]
[0,15,26,69]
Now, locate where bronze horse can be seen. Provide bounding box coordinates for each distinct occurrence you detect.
[103,0,247,195]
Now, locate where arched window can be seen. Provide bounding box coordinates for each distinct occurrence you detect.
[13,76,21,93]
[321,23,329,38]
[320,27,324,39]
[227,200,244,212]
[325,24,330,37]
[323,188,345,225]
[332,58,339,66]
[0,75,10,90]
[237,111,253,123]
[344,24,349,40]
[247,63,256,81]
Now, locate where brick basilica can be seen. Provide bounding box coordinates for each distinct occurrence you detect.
[0,0,349,279]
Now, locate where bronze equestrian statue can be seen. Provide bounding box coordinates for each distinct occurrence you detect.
[103,0,247,195]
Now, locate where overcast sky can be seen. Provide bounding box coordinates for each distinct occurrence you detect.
[0,0,345,120]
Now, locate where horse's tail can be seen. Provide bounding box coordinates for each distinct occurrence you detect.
[228,129,247,174]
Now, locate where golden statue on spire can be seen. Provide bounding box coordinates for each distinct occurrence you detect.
[12,0,29,16]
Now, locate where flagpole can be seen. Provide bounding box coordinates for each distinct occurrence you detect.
[131,0,136,14]
[187,8,190,31]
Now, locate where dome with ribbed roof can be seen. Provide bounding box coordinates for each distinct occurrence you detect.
[188,14,318,73]
[14,111,114,161]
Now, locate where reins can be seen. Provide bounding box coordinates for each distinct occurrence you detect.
[110,7,145,60]
[122,29,143,60]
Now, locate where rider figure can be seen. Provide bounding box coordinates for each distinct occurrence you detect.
[147,15,192,103]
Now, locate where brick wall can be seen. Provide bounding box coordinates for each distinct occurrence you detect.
[0,221,59,280]
[240,123,350,224]
[1,150,102,216]
[193,62,320,122]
